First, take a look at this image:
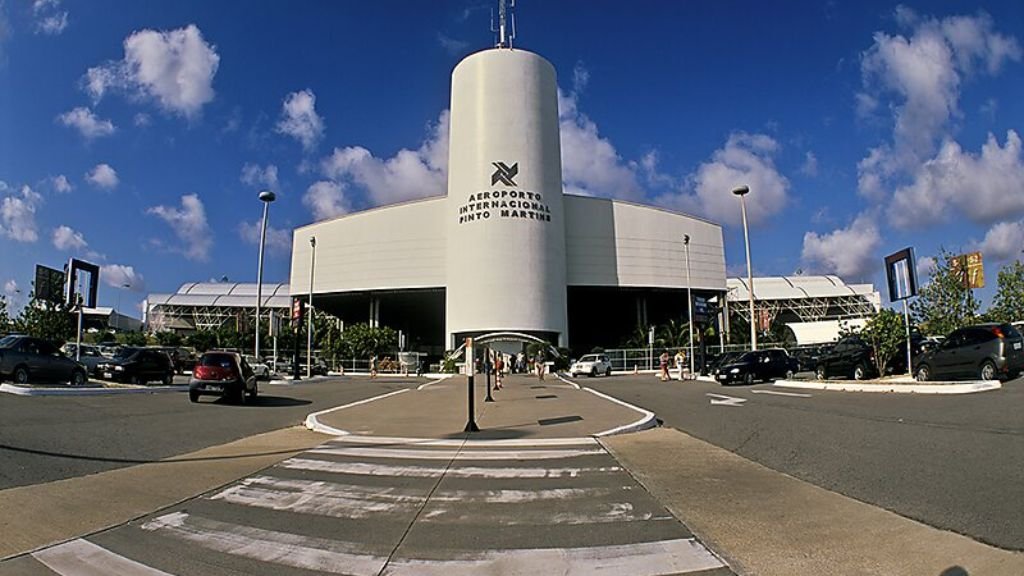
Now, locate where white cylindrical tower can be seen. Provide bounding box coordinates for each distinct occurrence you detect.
[445,48,567,347]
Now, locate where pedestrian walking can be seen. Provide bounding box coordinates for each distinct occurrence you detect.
[516,351,525,374]
[495,355,504,389]
[674,349,686,381]
[659,351,671,382]
[535,351,546,381]
[370,355,378,379]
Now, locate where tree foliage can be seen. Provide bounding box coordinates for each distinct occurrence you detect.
[14,290,75,344]
[155,331,183,346]
[856,309,909,376]
[911,249,979,337]
[987,260,1024,323]
[0,295,10,335]
[335,323,397,359]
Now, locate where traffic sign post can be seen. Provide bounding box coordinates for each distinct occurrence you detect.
[464,337,480,432]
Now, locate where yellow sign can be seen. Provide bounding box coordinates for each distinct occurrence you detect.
[951,252,984,289]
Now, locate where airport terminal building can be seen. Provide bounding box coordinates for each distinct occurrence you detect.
[289,46,728,354]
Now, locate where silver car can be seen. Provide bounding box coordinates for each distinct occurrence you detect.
[570,354,612,377]
[243,355,272,380]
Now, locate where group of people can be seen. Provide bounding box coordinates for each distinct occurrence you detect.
[659,349,690,382]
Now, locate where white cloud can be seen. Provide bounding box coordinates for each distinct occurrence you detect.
[36,12,67,35]
[558,88,645,201]
[85,24,219,119]
[800,151,819,177]
[437,33,468,55]
[86,163,119,189]
[4,279,18,296]
[134,112,151,127]
[52,225,87,251]
[979,220,1024,262]
[302,180,349,221]
[57,107,115,139]
[320,109,448,207]
[276,89,324,150]
[51,174,72,193]
[240,163,278,189]
[238,220,292,253]
[657,133,790,227]
[801,212,882,280]
[888,130,1024,227]
[0,185,42,243]
[916,255,936,280]
[146,193,212,261]
[856,8,1021,199]
[100,264,145,292]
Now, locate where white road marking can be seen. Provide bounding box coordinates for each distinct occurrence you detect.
[140,512,387,576]
[309,446,604,460]
[751,389,813,398]
[33,539,173,576]
[304,388,410,436]
[327,435,599,447]
[382,538,725,576]
[706,393,747,407]
[279,457,621,478]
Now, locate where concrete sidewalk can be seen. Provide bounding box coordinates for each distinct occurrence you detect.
[310,374,653,440]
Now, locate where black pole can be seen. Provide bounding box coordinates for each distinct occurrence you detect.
[292,304,302,380]
[464,370,480,432]
[485,347,494,402]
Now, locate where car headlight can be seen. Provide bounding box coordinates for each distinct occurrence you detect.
[730,368,740,374]
[114,365,125,371]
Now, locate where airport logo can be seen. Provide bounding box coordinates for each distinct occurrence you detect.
[491,161,518,187]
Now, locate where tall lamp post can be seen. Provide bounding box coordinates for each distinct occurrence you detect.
[255,190,276,361]
[114,282,130,331]
[732,185,757,350]
[306,236,317,379]
[683,235,694,375]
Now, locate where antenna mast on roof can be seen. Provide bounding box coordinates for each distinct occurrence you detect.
[492,0,516,48]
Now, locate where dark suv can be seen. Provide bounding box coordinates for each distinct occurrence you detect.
[97,347,175,385]
[0,335,89,386]
[915,323,1024,382]
[815,336,879,380]
[716,349,799,385]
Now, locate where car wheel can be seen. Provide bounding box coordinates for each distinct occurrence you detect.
[162,372,174,386]
[979,360,997,381]
[248,383,258,400]
[815,365,827,381]
[784,369,794,380]
[915,364,931,382]
[236,384,247,405]
[70,370,86,387]
[606,367,612,376]
[588,370,596,377]
[132,375,144,385]
[743,373,753,385]
[853,363,868,381]
[13,366,30,385]
[189,390,199,403]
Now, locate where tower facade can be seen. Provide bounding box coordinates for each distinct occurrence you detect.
[444,48,568,347]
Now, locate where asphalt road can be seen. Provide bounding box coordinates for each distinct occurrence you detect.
[0,376,419,490]
[586,373,1024,551]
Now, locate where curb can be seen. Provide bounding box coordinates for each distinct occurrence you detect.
[0,383,188,396]
[556,373,658,436]
[303,389,411,436]
[773,379,1001,394]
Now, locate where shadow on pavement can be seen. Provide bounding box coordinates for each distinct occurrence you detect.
[0,443,309,465]
[207,395,312,407]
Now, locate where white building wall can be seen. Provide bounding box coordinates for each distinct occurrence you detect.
[564,196,727,291]
[445,48,567,347]
[290,198,447,294]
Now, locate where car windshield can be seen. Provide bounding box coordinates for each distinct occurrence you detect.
[113,348,140,360]
[736,352,758,363]
[200,354,234,369]
[0,335,21,348]
[579,355,599,362]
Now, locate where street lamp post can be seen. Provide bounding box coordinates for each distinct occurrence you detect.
[255,190,276,362]
[115,282,130,332]
[732,185,757,350]
[683,235,695,376]
[306,236,317,379]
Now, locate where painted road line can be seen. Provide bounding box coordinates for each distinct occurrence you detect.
[308,446,605,460]
[583,387,658,436]
[326,435,599,447]
[419,503,673,526]
[304,388,410,436]
[140,512,387,576]
[706,393,746,406]
[33,539,173,576]
[383,538,724,576]
[279,457,622,479]
[750,389,813,398]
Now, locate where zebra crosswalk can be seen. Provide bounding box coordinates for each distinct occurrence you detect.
[10,436,732,575]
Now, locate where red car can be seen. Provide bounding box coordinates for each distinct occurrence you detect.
[188,351,257,404]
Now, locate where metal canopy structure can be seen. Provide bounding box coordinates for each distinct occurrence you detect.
[145,282,291,333]
[726,275,881,328]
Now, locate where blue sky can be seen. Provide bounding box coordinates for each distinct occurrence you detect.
[2,0,1023,318]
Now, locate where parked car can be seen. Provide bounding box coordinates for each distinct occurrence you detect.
[243,354,272,380]
[791,345,832,372]
[300,356,329,376]
[716,349,798,385]
[570,354,612,377]
[61,343,108,376]
[815,336,881,380]
[0,335,89,386]
[189,351,257,403]
[706,351,742,377]
[915,323,1024,382]
[151,346,195,374]
[96,347,175,385]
